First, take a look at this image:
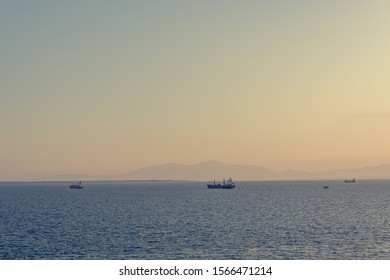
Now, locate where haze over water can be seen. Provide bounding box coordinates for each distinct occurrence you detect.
[2,1,390,181]
[2,180,390,259]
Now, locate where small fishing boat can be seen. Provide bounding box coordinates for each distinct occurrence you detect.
[69,181,83,189]
[344,178,356,183]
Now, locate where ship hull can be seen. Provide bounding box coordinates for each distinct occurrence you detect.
[344,179,356,183]
[207,184,235,189]
[69,181,83,189]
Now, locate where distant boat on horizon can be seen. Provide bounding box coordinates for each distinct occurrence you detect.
[344,178,356,183]
[207,178,235,189]
[69,181,83,189]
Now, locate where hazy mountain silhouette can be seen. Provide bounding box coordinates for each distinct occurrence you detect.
[314,164,390,180]
[112,161,390,180]
[113,160,275,181]
[113,161,390,181]
[30,161,390,181]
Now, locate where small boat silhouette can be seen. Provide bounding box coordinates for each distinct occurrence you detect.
[344,178,356,183]
[69,181,83,189]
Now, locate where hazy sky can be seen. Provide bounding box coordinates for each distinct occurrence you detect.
[1,1,390,180]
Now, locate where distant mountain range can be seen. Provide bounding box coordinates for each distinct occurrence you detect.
[34,160,390,181]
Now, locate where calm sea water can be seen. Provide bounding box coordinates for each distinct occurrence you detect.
[1,180,390,260]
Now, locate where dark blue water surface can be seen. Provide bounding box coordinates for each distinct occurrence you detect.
[1,180,390,259]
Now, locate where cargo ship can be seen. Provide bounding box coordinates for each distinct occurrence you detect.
[207,178,235,189]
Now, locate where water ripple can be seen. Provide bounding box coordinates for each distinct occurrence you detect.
[1,180,390,259]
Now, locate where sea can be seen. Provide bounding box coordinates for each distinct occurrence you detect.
[1,180,390,260]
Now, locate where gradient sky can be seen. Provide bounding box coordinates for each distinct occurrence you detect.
[1,1,390,180]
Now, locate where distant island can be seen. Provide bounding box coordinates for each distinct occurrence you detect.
[31,160,390,181]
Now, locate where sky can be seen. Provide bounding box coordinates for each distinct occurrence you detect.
[1,0,390,180]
